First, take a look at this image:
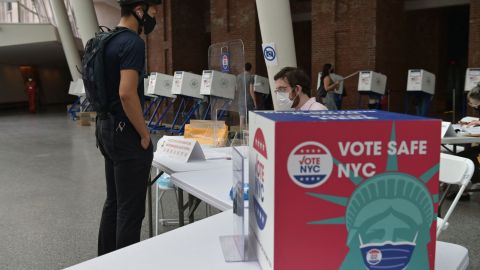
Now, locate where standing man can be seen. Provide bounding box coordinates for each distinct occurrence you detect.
[236,62,255,128]
[95,0,160,256]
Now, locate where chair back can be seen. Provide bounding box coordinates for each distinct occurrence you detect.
[437,153,474,237]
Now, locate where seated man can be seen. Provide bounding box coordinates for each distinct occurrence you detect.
[274,67,327,111]
[454,83,480,200]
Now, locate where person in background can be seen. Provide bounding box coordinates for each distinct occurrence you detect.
[274,67,327,111]
[235,63,255,130]
[25,77,37,113]
[318,63,339,110]
[454,83,480,200]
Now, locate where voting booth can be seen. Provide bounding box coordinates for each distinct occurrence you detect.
[249,110,440,270]
[464,68,480,91]
[145,73,177,131]
[147,72,175,98]
[200,70,236,100]
[67,79,89,117]
[407,69,436,95]
[172,71,203,100]
[254,75,270,95]
[357,71,387,95]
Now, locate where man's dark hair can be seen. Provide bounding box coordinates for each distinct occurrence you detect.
[245,62,252,72]
[274,67,311,97]
[468,83,480,101]
[121,3,139,17]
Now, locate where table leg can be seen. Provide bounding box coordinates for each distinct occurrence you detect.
[148,171,164,238]
[178,187,184,226]
[187,195,201,224]
[147,181,153,237]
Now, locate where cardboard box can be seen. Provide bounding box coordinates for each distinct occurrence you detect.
[248,110,440,270]
[78,112,91,126]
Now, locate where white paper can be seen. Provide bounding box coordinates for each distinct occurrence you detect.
[156,136,205,162]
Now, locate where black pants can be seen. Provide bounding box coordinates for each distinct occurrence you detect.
[95,115,153,256]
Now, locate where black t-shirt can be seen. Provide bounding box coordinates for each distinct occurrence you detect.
[104,27,145,119]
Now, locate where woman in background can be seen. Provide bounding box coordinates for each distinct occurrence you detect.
[318,63,339,110]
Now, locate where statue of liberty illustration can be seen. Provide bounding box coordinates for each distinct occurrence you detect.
[307,123,438,270]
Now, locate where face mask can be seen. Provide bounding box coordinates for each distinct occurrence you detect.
[132,7,156,35]
[143,13,156,35]
[276,91,294,111]
[359,234,417,270]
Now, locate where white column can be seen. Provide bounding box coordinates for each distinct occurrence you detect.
[70,0,99,47]
[51,0,82,80]
[256,0,297,110]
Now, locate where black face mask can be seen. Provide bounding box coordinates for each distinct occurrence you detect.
[132,7,156,35]
[143,13,156,35]
[474,107,480,114]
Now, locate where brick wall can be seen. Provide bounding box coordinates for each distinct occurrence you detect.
[312,0,377,108]
[470,0,480,67]
[146,0,172,74]
[375,0,407,113]
[210,0,257,71]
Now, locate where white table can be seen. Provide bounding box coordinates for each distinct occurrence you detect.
[65,210,260,270]
[150,151,232,230]
[441,136,480,145]
[152,152,232,175]
[171,168,238,211]
[65,209,467,270]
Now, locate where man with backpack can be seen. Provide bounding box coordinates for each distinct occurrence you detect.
[87,0,160,256]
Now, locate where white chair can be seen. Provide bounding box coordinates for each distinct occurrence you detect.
[437,153,474,237]
[154,168,179,235]
[435,241,469,270]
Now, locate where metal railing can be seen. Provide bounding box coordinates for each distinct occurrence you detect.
[0,0,79,37]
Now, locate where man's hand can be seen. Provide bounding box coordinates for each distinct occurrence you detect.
[141,135,151,150]
[466,120,480,127]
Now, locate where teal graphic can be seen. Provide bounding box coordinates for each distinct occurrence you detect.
[307,123,438,270]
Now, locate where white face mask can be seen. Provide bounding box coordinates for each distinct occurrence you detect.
[276,91,294,111]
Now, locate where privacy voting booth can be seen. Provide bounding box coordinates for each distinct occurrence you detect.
[145,72,176,131]
[168,71,204,134]
[405,69,436,116]
[248,110,440,270]
[200,70,237,122]
[464,68,480,92]
[357,71,387,95]
[67,79,89,119]
[254,75,270,95]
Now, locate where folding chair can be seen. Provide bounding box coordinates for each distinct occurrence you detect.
[437,153,474,237]
[435,241,469,270]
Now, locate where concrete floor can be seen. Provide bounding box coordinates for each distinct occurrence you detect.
[0,109,479,269]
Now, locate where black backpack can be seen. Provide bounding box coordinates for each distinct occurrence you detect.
[82,26,128,113]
